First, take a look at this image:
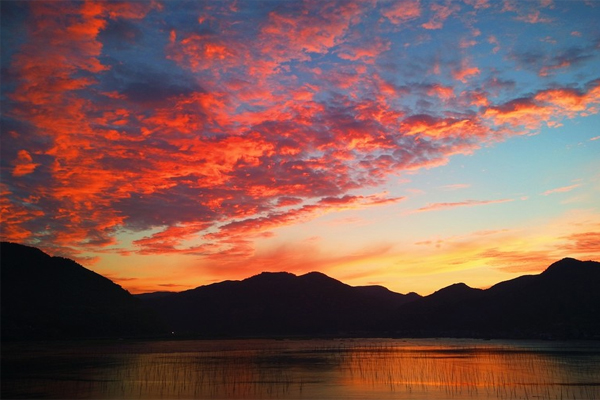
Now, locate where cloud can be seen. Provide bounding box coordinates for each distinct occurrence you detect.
[422,2,460,30]
[337,37,391,61]
[257,1,366,63]
[487,35,500,54]
[509,43,598,78]
[441,184,471,190]
[542,183,582,196]
[414,198,514,213]
[452,63,480,83]
[382,0,421,25]
[560,231,600,253]
[483,81,600,131]
[1,0,599,269]
[478,248,555,273]
[12,150,39,177]
[515,10,552,24]
[463,0,490,9]
[199,238,396,282]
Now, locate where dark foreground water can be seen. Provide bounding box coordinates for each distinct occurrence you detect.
[2,338,599,399]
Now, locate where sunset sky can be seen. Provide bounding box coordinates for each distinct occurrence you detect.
[1,0,599,295]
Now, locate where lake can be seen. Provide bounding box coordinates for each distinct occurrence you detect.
[2,338,599,399]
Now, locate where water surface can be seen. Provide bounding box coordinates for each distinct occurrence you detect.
[3,338,599,399]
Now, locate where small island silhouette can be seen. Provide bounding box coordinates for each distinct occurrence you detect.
[2,242,599,340]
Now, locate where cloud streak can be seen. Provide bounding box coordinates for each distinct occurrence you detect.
[542,184,582,196]
[414,199,514,213]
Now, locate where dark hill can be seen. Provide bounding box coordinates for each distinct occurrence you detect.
[1,242,165,340]
[354,285,421,307]
[3,242,598,340]
[137,271,420,336]
[388,258,600,339]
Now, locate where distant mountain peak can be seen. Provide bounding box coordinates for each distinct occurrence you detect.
[551,257,582,266]
[5,241,599,340]
[435,282,473,293]
[542,257,597,275]
[250,271,296,278]
[1,242,164,339]
[300,271,329,278]
[427,282,481,302]
[244,271,297,284]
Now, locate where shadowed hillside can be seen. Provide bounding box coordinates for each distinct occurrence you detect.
[138,271,420,336]
[139,258,600,339]
[388,258,600,339]
[1,242,165,340]
[2,242,598,340]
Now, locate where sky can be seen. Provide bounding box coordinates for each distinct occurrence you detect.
[1,0,599,295]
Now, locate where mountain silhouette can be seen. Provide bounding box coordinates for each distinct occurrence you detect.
[138,271,420,336]
[1,242,165,340]
[388,258,600,338]
[140,258,600,339]
[2,242,598,340]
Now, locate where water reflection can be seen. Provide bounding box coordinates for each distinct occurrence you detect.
[2,338,599,399]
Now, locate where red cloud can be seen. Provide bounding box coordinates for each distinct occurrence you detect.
[259,1,365,62]
[2,1,157,254]
[337,37,391,61]
[382,0,421,24]
[167,33,240,72]
[2,0,599,269]
[133,223,212,255]
[12,150,39,177]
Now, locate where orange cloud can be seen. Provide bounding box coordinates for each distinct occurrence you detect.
[483,82,600,131]
[478,248,556,273]
[400,115,486,138]
[452,63,480,83]
[427,84,455,100]
[560,232,600,254]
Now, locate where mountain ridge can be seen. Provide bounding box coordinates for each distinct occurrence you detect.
[1,242,165,340]
[2,242,598,340]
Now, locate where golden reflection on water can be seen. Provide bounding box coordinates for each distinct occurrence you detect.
[2,339,599,399]
[338,341,600,399]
